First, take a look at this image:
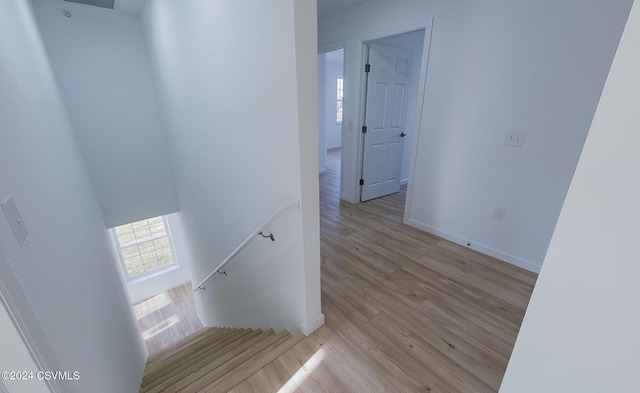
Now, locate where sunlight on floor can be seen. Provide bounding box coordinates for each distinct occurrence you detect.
[277,348,326,393]
[133,292,172,319]
[142,314,181,340]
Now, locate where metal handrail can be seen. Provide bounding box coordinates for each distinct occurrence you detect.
[193,199,300,291]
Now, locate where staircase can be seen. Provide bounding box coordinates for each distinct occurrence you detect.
[139,327,304,392]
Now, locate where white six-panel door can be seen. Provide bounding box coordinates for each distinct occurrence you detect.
[361,44,413,201]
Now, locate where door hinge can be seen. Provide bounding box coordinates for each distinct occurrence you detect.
[365,64,371,73]
[361,125,367,134]
[359,179,364,186]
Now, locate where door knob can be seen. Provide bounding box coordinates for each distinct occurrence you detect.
[400,132,406,137]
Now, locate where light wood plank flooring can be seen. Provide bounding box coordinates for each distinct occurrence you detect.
[231,148,537,392]
[134,283,203,355]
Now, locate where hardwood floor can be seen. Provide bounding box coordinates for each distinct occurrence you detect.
[231,148,538,392]
[134,282,203,355]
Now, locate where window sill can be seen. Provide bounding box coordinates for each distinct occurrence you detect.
[127,264,180,286]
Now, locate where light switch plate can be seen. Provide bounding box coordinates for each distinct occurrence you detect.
[504,130,526,147]
[1,197,30,247]
[493,206,506,222]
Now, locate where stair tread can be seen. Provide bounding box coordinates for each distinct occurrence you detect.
[200,332,305,393]
[179,329,286,392]
[148,329,278,393]
[141,329,264,392]
[146,327,213,364]
[139,327,303,393]
[143,328,249,379]
[142,329,262,389]
[146,327,232,366]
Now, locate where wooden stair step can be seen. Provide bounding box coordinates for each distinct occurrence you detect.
[146,327,233,366]
[146,329,251,372]
[193,330,288,389]
[141,329,264,392]
[146,327,216,365]
[200,332,306,393]
[145,329,242,374]
[145,329,251,376]
[147,329,278,393]
[139,327,304,393]
[142,329,255,388]
[144,329,246,380]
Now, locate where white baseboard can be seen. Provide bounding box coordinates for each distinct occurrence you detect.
[400,178,409,185]
[340,194,354,203]
[319,167,327,174]
[406,218,542,274]
[300,313,325,336]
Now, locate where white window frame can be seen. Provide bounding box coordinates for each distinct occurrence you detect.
[110,216,179,283]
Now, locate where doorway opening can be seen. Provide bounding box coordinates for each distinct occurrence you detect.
[360,29,426,203]
[318,47,345,202]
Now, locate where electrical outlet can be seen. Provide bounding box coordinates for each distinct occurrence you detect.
[504,130,526,147]
[493,206,506,222]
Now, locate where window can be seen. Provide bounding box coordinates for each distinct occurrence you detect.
[336,77,344,123]
[112,216,177,280]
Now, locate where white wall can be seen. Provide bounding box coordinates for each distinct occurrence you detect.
[0,1,146,392]
[32,0,179,229]
[140,0,322,334]
[324,55,343,150]
[371,30,424,184]
[319,0,632,271]
[293,0,324,336]
[499,2,640,390]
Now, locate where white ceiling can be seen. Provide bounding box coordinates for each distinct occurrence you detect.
[59,0,369,18]
[324,48,344,64]
[317,0,372,18]
[50,0,146,14]
[114,0,146,14]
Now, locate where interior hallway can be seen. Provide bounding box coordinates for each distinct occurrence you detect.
[229,148,538,392]
[131,148,536,391]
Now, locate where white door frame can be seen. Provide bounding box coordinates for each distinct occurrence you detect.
[346,18,434,205]
[0,243,72,393]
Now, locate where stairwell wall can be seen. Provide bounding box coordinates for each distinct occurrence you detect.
[140,0,322,334]
[0,0,146,391]
[31,0,179,229]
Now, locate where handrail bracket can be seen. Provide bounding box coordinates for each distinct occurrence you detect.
[193,199,300,292]
[258,231,275,241]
